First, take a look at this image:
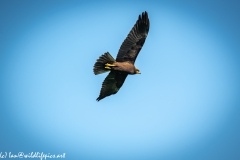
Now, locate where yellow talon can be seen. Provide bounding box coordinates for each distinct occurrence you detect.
[105,66,111,69]
[105,63,115,67]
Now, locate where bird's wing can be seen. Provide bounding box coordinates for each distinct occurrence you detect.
[97,71,128,101]
[116,11,150,64]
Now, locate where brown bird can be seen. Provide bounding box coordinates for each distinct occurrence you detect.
[93,11,150,101]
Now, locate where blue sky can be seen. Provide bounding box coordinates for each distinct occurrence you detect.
[1,0,240,160]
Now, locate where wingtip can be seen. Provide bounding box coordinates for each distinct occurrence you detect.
[138,15,141,21]
[142,11,148,17]
[139,11,149,22]
[142,11,149,30]
[96,97,102,101]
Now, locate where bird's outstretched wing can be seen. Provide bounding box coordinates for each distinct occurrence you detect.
[97,71,128,101]
[116,11,150,64]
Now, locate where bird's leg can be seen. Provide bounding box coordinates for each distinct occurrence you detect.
[105,63,116,69]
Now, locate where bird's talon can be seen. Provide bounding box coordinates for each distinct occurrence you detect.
[105,66,111,69]
[105,63,115,67]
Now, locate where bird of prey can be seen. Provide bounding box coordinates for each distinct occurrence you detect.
[93,11,150,101]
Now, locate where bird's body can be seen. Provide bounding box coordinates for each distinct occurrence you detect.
[93,11,150,101]
[109,62,137,74]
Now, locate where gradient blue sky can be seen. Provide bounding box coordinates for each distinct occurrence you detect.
[1,0,240,160]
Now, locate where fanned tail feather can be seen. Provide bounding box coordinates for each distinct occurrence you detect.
[93,52,115,75]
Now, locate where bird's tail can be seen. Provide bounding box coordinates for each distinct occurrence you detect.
[93,52,115,75]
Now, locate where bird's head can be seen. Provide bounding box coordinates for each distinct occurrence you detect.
[135,68,141,74]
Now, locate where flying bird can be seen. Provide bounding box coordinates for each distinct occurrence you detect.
[93,11,150,101]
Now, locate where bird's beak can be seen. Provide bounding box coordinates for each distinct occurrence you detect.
[136,71,141,74]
